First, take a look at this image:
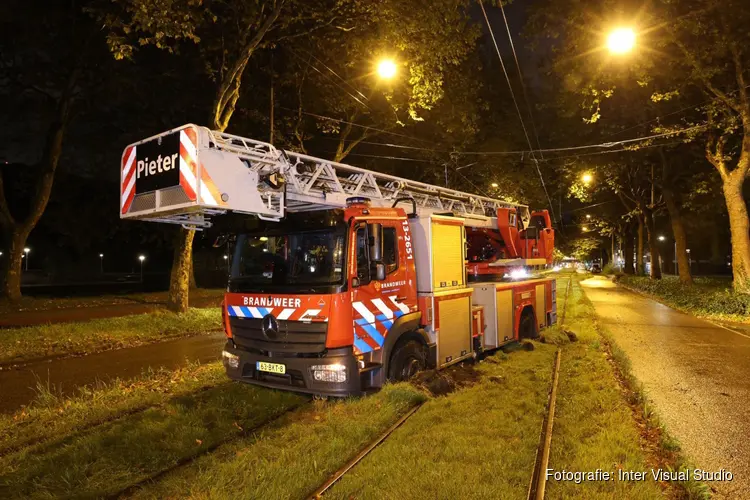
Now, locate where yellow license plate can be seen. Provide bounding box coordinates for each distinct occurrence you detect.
[256,361,286,375]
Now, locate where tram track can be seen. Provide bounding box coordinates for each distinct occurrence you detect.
[527,274,572,500]
[109,399,310,499]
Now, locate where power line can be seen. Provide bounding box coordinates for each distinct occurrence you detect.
[283,109,703,156]
[498,1,545,160]
[480,0,556,223]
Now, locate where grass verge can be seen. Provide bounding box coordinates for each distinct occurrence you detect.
[0,361,227,456]
[0,288,224,314]
[618,275,749,324]
[129,383,427,499]
[565,273,710,499]
[0,372,304,499]
[0,308,221,364]
[326,347,557,499]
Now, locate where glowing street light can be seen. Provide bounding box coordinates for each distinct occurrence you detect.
[138,254,146,282]
[23,247,30,271]
[607,28,636,55]
[491,182,499,188]
[99,253,104,274]
[658,235,666,241]
[581,173,593,185]
[582,226,589,232]
[586,214,592,219]
[377,59,397,80]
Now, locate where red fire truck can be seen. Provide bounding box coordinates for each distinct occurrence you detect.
[120,124,557,397]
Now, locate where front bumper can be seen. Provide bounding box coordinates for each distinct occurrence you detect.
[222,341,361,397]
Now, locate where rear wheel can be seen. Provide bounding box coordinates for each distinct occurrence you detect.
[388,340,426,382]
[519,309,538,340]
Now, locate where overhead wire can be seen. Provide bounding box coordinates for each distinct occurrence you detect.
[479,0,556,223]
[498,0,545,160]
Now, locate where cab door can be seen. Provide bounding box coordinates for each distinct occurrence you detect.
[350,219,416,356]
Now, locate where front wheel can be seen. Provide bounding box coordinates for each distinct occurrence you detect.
[388,340,426,382]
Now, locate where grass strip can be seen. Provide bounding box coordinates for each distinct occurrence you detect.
[129,384,427,500]
[0,380,304,499]
[0,288,225,314]
[0,308,221,364]
[551,273,709,499]
[0,361,227,456]
[617,275,749,324]
[545,276,664,499]
[326,347,556,499]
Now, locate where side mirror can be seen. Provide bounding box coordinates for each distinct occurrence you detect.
[373,262,386,281]
[367,222,383,262]
[352,276,361,288]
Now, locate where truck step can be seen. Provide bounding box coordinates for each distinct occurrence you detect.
[360,363,382,374]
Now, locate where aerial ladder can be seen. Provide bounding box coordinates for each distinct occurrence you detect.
[120,124,556,397]
[121,124,553,274]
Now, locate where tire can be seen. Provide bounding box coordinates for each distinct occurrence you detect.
[519,310,538,340]
[388,340,426,382]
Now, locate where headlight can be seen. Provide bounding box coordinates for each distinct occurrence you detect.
[222,350,239,369]
[310,363,347,383]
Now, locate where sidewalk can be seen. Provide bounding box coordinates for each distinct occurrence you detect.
[582,276,749,498]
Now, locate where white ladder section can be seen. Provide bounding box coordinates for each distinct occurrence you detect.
[204,128,531,228]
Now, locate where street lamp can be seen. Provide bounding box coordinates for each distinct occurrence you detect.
[658,235,666,241]
[376,59,397,80]
[99,253,104,274]
[607,28,636,54]
[582,226,589,232]
[586,214,592,219]
[138,255,145,282]
[23,247,30,271]
[582,173,593,185]
[491,182,499,188]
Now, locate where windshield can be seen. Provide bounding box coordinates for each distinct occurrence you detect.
[232,230,346,287]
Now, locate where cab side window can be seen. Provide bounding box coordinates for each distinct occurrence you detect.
[355,227,370,283]
[383,227,398,275]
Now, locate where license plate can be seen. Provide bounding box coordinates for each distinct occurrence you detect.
[256,361,286,375]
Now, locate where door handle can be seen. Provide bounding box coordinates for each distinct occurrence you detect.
[395,296,407,303]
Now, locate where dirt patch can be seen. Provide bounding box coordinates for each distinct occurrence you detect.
[412,362,482,396]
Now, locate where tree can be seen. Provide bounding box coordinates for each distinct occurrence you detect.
[527,0,750,291]
[97,0,357,311]
[0,1,103,301]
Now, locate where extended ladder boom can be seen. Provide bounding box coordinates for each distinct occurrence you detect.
[120,124,530,229]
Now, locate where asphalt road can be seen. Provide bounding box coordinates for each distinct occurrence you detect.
[582,276,750,498]
[0,332,226,414]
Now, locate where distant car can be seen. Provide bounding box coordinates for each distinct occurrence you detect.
[591,264,602,274]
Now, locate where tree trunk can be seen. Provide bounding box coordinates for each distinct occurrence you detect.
[642,210,662,279]
[636,215,645,275]
[623,226,635,274]
[168,228,195,313]
[723,174,750,293]
[663,187,692,284]
[0,73,73,301]
[0,229,27,302]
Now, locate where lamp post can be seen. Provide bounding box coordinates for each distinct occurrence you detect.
[138,255,145,282]
[223,254,229,272]
[23,247,30,271]
[99,253,104,274]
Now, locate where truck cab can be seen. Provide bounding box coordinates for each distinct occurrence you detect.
[222,201,426,397]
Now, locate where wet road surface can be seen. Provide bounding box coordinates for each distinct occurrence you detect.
[582,276,750,498]
[0,332,226,414]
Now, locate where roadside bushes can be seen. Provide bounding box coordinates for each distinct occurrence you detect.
[619,275,750,320]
